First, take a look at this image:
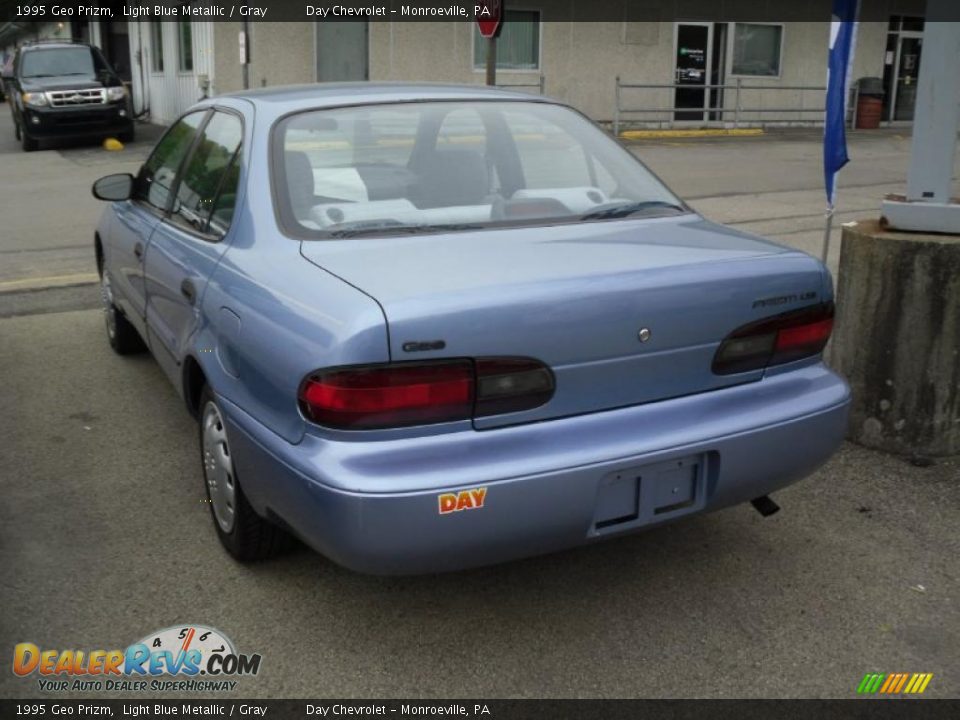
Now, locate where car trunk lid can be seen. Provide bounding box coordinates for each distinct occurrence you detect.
[299,216,827,429]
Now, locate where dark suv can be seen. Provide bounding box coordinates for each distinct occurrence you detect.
[3,41,134,152]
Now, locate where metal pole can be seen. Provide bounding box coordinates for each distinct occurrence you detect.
[242,20,250,90]
[850,84,859,129]
[485,36,496,86]
[821,200,834,262]
[734,78,741,128]
[613,76,620,137]
[905,16,960,204]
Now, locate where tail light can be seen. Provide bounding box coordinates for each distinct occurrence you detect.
[712,303,834,375]
[299,357,555,430]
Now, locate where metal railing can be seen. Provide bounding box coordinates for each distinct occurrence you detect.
[496,74,545,95]
[613,77,857,135]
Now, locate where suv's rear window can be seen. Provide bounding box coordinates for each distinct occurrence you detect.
[21,47,100,78]
[273,101,685,239]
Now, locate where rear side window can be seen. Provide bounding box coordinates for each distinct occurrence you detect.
[171,111,242,237]
[135,111,205,212]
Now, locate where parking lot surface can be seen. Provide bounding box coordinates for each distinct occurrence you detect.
[1,112,958,699]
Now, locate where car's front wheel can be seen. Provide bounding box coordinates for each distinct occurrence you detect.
[20,127,37,152]
[199,385,291,561]
[100,272,145,354]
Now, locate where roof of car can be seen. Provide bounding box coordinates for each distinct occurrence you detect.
[21,41,93,51]
[221,82,554,112]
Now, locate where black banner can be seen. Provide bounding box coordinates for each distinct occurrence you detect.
[1,0,960,23]
[2,700,960,719]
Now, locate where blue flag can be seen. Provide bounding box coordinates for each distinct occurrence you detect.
[824,0,858,207]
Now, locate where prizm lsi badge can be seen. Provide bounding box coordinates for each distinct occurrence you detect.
[752,291,817,309]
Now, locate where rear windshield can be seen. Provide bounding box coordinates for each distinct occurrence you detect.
[21,47,101,78]
[273,100,686,238]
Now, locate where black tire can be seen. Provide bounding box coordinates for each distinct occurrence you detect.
[100,272,145,355]
[20,127,37,152]
[14,119,20,140]
[198,385,292,561]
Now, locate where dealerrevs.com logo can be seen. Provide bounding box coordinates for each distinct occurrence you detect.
[12,625,262,693]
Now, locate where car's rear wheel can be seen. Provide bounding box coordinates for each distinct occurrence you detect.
[199,385,291,561]
[100,272,145,354]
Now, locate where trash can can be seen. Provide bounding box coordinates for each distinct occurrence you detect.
[855,77,884,129]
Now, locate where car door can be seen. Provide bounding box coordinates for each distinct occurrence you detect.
[107,111,206,337]
[143,109,244,386]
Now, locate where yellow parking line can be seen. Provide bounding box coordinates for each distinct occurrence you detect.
[0,273,100,293]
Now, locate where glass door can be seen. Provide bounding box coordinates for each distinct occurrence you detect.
[892,35,922,121]
[674,23,712,122]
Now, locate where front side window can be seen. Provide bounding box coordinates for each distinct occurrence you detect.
[135,111,205,212]
[473,10,540,70]
[20,47,95,78]
[731,23,783,77]
[274,101,684,239]
[171,111,242,237]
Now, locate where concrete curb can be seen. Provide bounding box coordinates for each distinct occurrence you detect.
[620,128,765,140]
[0,273,99,295]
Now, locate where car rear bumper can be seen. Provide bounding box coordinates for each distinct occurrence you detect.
[20,103,132,139]
[219,361,850,575]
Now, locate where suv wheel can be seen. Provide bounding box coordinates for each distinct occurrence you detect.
[20,128,38,152]
[199,385,292,561]
[14,119,21,141]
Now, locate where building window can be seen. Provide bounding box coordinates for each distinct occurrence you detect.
[150,22,163,73]
[731,23,782,77]
[178,22,193,72]
[474,9,540,70]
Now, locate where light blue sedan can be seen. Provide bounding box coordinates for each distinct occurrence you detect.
[91,84,850,574]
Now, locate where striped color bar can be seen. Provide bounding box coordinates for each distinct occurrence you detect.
[857,673,933,694]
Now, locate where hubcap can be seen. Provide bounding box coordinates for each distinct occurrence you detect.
[202,401,236,533]
[100,274,117,340]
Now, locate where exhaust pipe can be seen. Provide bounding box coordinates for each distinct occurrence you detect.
[751,495,780,517]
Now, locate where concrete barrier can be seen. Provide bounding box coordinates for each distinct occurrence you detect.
[832,219,960,458]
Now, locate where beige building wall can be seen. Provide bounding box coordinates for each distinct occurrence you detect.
[368,20,891,124]
[368,19,677,122]
[715,21,889,126]
[213,22,313,96]
[206,15,917,126]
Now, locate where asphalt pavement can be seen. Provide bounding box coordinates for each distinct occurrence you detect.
[0,111,958,699]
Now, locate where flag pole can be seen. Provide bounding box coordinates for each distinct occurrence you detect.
[822,197,835,262]
[822,0,858,264]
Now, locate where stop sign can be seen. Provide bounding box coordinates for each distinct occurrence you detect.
[476,0,503,39]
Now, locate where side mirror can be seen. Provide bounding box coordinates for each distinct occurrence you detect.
[92,173,134,201]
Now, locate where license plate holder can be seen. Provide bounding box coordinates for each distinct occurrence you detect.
[593,453,709,533]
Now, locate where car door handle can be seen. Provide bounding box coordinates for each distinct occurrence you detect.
[133,242,143,260]
[180,279,196,305]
